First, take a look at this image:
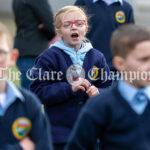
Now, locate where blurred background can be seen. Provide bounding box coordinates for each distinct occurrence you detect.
[0,0,150,86]
[1,0,150,37]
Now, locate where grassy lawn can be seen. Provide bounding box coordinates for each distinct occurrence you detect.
[8,66,20,87]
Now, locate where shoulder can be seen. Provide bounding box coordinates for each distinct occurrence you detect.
[88,48,107,64]
[19,88,41,110]
[39,46,62,58]
[123,1,133,9]
[36,46,64,64]
[84,85,118,116]
[89,48,105,58]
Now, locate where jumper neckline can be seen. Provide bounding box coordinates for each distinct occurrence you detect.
[113,85,150,118]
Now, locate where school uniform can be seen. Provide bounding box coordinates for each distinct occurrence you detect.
[75,0,135,70]
[30,41,112,145]
[65,80,150,150]
[0,80,53,150]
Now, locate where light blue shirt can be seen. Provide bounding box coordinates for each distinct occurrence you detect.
[93,0,123,6]
[50,40,93,66]
[118,80,150,115]
[0,80,24,116]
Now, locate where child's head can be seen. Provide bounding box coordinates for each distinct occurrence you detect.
[0,22,18,79]
[111,24,150,88]
[54,6,88,51]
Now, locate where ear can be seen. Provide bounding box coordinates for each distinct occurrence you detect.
[9,48,19,67]
[85,26,88,33]
[113,56,126,72]
[55,29,62,37]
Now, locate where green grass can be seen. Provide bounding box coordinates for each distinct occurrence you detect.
[8,66,20,87]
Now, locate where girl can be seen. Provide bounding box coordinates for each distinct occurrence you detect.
[30,6,112,150]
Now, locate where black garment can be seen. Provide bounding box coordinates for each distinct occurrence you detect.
[12,0,55,56]
[65,83,150,150]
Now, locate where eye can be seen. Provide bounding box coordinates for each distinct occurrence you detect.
[75,20,85,27]
[63,21,71,28]
[139,57,150,62]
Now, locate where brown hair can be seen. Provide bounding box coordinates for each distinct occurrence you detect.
[111,24,150,58]
[0,22,13,50]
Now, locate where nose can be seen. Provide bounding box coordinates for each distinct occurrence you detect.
[71,22,77,29]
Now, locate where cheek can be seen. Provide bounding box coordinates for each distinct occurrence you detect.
[61,30,70,38]
[125,59,140,71]
[0,59,8,68]
[79,27,87,35]
[137,62,150,72]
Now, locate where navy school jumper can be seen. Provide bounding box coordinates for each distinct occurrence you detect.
[66,83,150,150]
[30,46,112,143]
[0,89,53,150]
[75,0,135,70]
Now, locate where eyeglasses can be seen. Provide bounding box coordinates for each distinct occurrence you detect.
[61,20,86,29]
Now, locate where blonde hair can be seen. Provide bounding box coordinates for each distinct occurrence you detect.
[54,6,88,29]
[0,22,13,50]
[54,6,89,42]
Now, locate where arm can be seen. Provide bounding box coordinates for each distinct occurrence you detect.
[28,93,53,150]
[29,0,55,39]
[65,96,107,150]
[0,144,22,150]
[65,111,98,150]
[127,5,135,23]
[94,54,112,93]
[30,54,75,106]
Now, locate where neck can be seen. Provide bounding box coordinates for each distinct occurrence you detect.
[0,80,7,94]
[74,44,82,51]
[62,40,82,51]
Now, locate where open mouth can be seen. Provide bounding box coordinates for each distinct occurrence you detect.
[71,33,79,40]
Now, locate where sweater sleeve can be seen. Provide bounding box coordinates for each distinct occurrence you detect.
[65,95,107,150]
[28,94,53,150]
[30,52,75,106]
[28,0,55,40]
[0,143,22,150]
[93,52,112,93]
[127,5,135,23]
[65,111,99,150]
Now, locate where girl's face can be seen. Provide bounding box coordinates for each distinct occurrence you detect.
[56,11,88,51]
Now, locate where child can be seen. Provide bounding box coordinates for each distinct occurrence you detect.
[65,24,150,150]
[0,22,53,150]
[30,6,112,150]
[75,0,135,72]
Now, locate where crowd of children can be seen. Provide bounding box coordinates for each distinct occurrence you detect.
[1,1,150,150]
